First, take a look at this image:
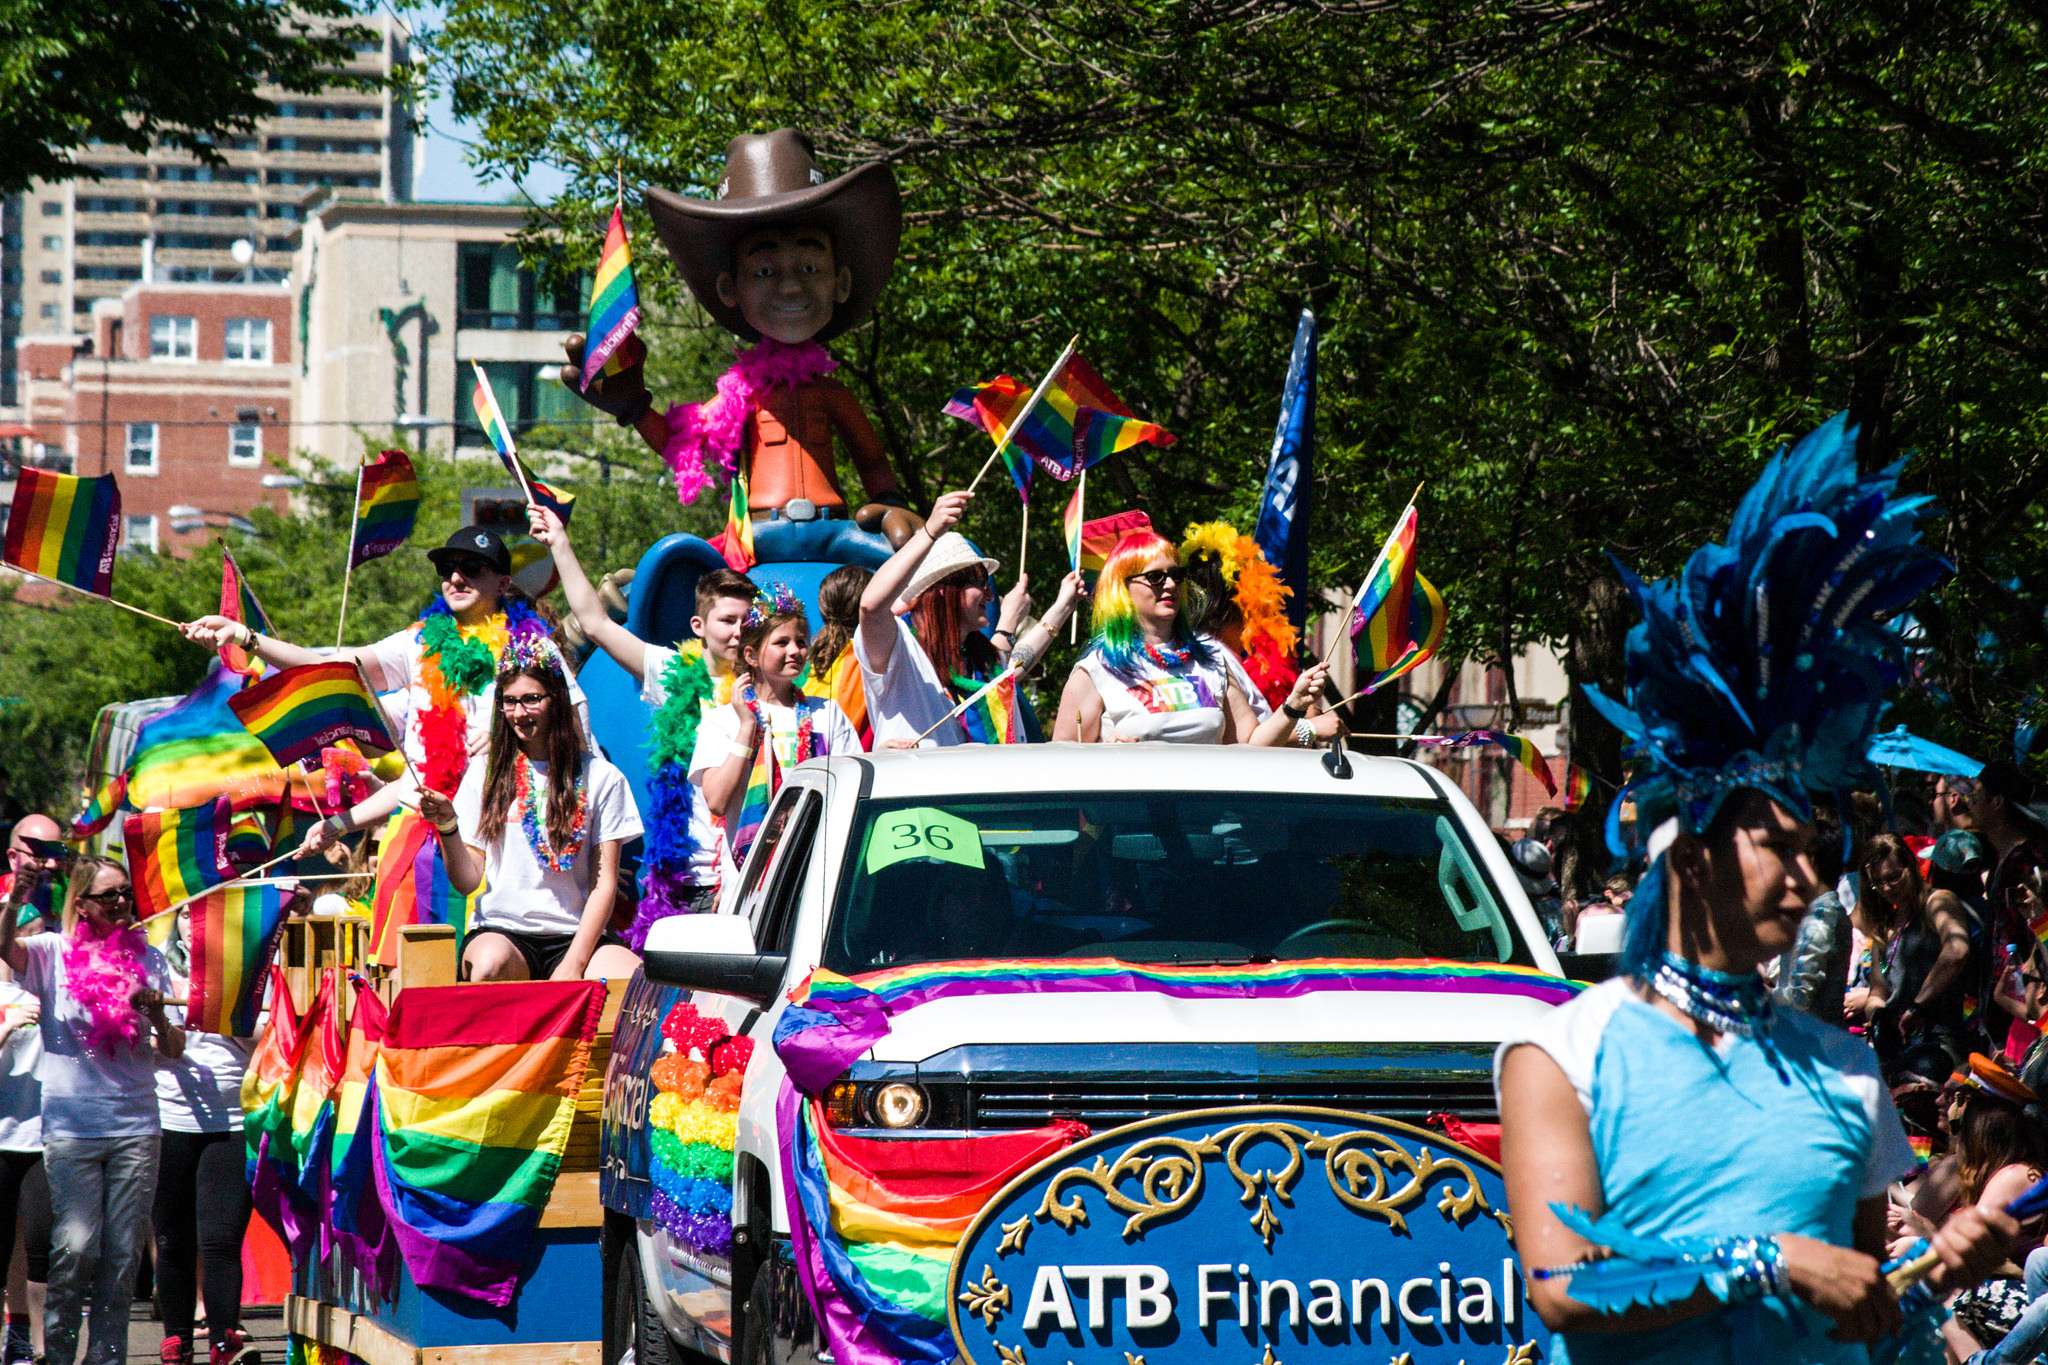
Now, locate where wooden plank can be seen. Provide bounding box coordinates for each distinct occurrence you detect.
[538,1169,602,1228]
[420,1345,600,1365]
[285,1294,420,1365]
[396,923,458,991]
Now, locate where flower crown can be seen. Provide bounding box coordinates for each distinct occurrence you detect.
[498,630,567,678]
[742,582,803,632]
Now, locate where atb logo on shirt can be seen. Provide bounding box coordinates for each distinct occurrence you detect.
[1133,676,1205,714]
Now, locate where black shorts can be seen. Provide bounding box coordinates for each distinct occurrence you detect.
[468,927,626,981]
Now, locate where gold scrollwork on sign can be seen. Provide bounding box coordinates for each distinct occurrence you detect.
[1033,1120,1511,1251]
[957,1265,1011,1330]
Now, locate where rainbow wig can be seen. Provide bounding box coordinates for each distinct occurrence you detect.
[1088,531,1215,680]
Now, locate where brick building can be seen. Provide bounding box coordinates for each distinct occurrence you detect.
[10,282,293,556]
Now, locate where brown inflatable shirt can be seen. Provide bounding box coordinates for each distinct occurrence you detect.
[746,376,901,512]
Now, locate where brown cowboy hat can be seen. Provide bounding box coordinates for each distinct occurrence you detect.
[643,129,901,343]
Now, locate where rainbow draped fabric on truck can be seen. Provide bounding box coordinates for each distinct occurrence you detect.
[244,966,343,1261]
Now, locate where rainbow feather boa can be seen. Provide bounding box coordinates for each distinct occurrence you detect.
[661,340,837,506]
[627,643,727,950]
[646,1002,752,1257]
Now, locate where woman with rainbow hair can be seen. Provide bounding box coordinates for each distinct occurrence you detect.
[1054,529,1331,745]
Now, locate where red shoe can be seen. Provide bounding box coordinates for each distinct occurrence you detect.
[210,1330,257,1365]
[160,1337,191,1365]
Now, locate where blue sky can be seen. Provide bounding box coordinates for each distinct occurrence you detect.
[412,87,571,205]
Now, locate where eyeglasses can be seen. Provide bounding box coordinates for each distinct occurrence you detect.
[500,693,550,714]
[1129,568,1188,593]
[442,558,495,581]
[78,887,133,910]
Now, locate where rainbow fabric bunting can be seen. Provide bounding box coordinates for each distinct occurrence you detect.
[470,364,576,524]
[1073,406,1174,470]
[943,354,1159,486]
[328,977,393,1286]
[1079,509,1152,571]
[368,808,470,968]
[127,663,304,811]
[1062,481,1084,572]
[1427,729,1559,796]
[244,965,326,1256]
[123,800,235,919]
[229,661,394,768]
[186,883,288,1036]
[956,669,1024,746]
[721,466,755,571]
[2,468,120,595]
[371,980,605,1306]
[1348,503,1447,693]
[580,205,643,387]
[349,449,422,569]
[218,546,276,680]
[68,772,128,841]
[730,707,777,867]
[1564,762,1596,812]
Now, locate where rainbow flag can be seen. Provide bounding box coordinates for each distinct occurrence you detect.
[244,965,327,1256]
[721,467,754,571]
[1062,481,1084,572]
[1348,504,1446,693]
[68,772,128,841]
[328,979,395,1287]
[186,883,288,1036]
[229,661,394,768]
[803,646,870,751]
[729,708,776,867]
[217,546,276,680]
[224,806,272,870]
[368,808,470,968]
[372,980,605,1306]
[128,663,305,811]
[580,204,643,386]
[1430,729,1558,796]
[124,800,235,919]
[943,354,1151,485]
[470,363,576,524]
[1080,509,1152,571]
[2,468,121,595]
[349,449,422,569]
[956,669,1024,745]
[1908,1133,1935,1171]
[1073,406,1174,470]
[1564,762,1595,812]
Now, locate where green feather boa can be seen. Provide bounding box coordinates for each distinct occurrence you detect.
[418,611,498,696]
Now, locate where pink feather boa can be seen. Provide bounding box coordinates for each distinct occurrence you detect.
[62,918,150,1054]
[661,340,838,506]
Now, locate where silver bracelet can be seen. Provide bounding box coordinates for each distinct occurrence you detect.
[1292,717,1316,747]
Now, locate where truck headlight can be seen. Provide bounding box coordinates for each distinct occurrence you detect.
[869,1081,928,1129]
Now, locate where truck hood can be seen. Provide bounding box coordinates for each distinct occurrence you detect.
[865,986,1561,1063]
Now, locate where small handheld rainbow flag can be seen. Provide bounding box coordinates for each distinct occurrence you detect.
[186,882,288,1036]
[1429,729,1558,796]
[581,204,643,387]
[2,468,121,595]
[1073,406,1174,471]
[124,800,235,919]
[721,467,755,571]
[470,363,576,524]
[228,661,395,769]
[1347,502,1447,693]
[1564,762,1596,812]
[217,545,276,680]
[1062,481,1085,573]
[348,449,422,569]
[68,772,128,841]
[944,354,1166,485]
[957,669,1025,745]
[224,806,273,871]
[1079,509,1152,571]
[729,703,777,868]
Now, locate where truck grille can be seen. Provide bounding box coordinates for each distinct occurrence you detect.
[966,1076,1497,1130]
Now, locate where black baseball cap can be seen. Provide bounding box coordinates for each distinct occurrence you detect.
[427,526,513,577]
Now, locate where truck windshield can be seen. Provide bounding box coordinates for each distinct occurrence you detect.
[824,792,1531,973]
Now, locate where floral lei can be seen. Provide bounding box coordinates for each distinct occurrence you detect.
[515,751,588,872]
[660,339,838,507]
[63,918,149,1055]
[414,596,550,794]
[627,642,728,951]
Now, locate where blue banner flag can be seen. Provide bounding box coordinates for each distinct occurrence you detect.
[1253,309,1315,627]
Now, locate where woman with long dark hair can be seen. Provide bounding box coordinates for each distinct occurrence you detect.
[1854,832,1976,1078]
[421,642,643,983]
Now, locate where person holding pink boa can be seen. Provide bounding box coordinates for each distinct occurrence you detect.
[1,855,180,1365]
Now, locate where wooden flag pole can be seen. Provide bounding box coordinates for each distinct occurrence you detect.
[351,658,427,797]
[1320,480,1426,670]
[1070,466,1085,645]
[1017,500,1029,585]
[912,664,1021,746]
[136,868,360,931]
[470,361,539,505]
[965,333,1080,496]
[14,568,185,631]
[334,455,367,648]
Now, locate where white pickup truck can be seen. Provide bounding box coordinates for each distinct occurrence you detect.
[597,741,1571,1365]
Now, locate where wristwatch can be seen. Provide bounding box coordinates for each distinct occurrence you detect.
[1281,700,1307,720]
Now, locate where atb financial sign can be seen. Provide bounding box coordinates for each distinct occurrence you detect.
[948,1107,1548,1365]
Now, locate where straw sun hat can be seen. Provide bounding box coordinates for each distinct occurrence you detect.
[900,533,999,607]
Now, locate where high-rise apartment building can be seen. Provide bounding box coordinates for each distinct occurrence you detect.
[5,12,412,348]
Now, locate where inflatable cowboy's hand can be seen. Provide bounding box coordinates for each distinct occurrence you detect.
[559,332,654,426]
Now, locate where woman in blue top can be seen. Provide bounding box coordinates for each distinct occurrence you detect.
[1496,415,2014,1363]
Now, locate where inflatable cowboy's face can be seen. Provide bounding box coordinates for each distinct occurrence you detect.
[715,226,853,346]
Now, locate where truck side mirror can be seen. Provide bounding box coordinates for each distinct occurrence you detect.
[641,914,788,1007]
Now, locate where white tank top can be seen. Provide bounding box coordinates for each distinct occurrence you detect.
[1075,636,1233,744]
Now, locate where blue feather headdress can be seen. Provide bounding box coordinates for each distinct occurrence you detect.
[1581,413,1950,975]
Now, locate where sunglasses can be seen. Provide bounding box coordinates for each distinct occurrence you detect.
[441,558,495,581]
[78,887,133,910]
[1129,568,1188,592]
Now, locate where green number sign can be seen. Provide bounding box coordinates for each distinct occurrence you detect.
[864,807,987,874]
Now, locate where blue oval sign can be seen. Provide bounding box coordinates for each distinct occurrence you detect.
[947,1106,1549,1365]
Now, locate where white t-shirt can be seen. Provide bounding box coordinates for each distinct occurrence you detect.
[359,619,591,771]
[689,695,861,887]
[17,932,173,1140]
[854,615,965,748]
[155,971,256,1134]
[0,979,43,1151]
[1075,635,1235,744]
[639,642,736,889]
[453,751,644,937]
[1218,646,1273,721]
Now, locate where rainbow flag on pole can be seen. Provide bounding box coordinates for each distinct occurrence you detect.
[348,449,422,569]
[1348,503,1446,693]
[1079,509,1152,571]
[2,468,121,595]
[1062,481,1084,572]
[217,546,276,680]
[128,664,301,811]
[124,800,236,919]
[229,661,395,768]
[1428,729,1558,796]
[68,772,128,841]
[721,466,754,571]
[580,205,643,387]
[1564,762,1596,811]
[368,809,470,968]
[1073,406,1174,470]
[372,980,605,1306]
[470,363,576,524]
[956,669,1025,745]
[730,707,776,867]
[944,354,1168,486]
[186,882,288,1036]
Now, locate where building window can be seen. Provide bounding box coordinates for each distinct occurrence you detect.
[148,315,196,360]
[123,423,158,474]
[223,317,272,363]
[227,423,262,466]
[37,304,54,319]
[457,244,585,331]
[38,270,59,285]
[39,201,60,217]
[122,515,158,554]
[456,361,582,446]
[40,235,60,251]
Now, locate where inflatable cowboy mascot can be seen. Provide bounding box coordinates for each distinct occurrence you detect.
[560,129,918,555]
